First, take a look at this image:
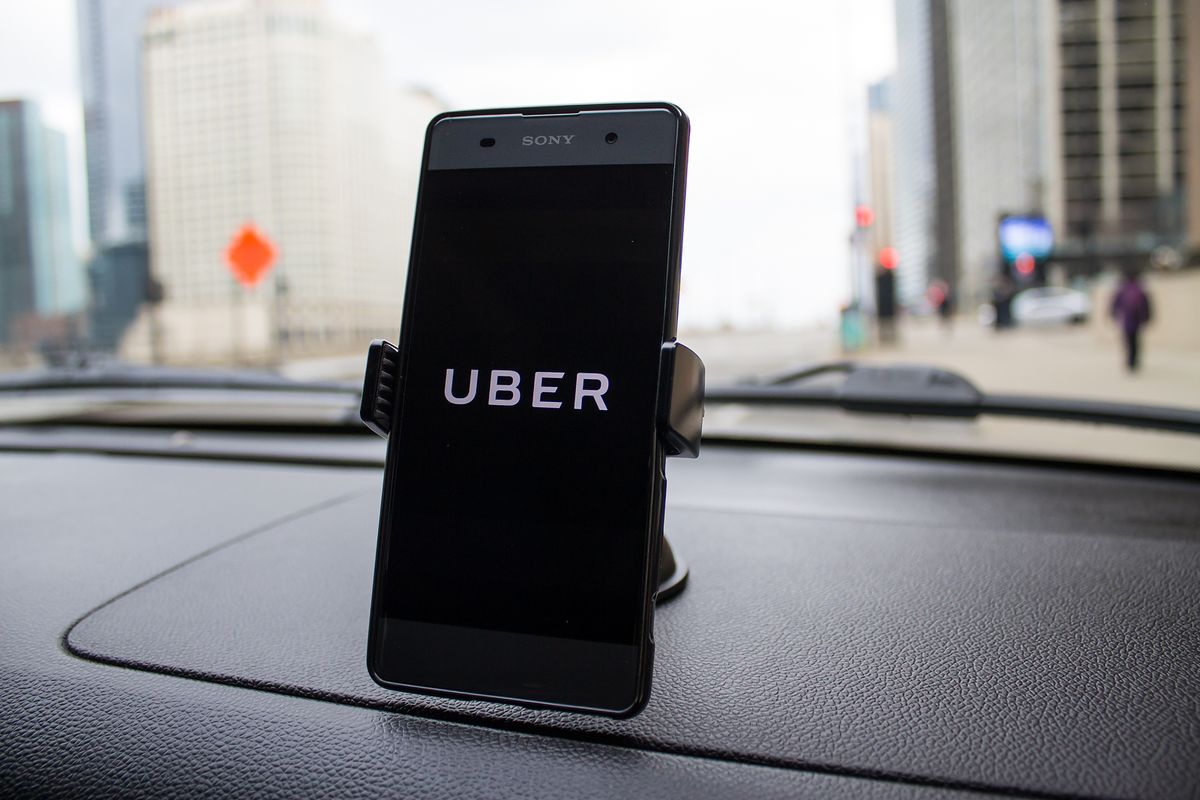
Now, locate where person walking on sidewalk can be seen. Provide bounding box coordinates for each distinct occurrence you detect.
[1110,271,1152,372]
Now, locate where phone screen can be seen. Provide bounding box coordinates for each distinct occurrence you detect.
[371,111,682,712]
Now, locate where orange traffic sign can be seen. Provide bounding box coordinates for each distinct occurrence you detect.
[225,223,277,287]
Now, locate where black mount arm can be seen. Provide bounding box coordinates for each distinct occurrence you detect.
[359,339,705,603]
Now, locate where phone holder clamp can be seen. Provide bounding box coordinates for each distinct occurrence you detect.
[359,339,704,603]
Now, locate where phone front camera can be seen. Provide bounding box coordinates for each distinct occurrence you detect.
[480,137,496,148]
[605,132,618,144]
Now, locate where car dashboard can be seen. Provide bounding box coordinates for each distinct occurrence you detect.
[2,429,1199,799]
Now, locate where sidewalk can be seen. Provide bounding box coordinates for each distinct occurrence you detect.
[685,319,1200,409]
[860,319,1200,408]
[684,319,1199,471]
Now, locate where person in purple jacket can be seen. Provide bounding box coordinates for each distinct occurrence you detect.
[1110,270,1153,372]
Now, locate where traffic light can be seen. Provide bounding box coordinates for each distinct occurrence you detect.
[875,267,896,319]
[874,265,897,345]
[855,205,874,229]
[878,246,898,271]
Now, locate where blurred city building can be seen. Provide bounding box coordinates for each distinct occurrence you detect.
[132,0,439,364]
[77,0,185,356]
[890,0,947,306]
[1054,0,1198,268]
[891,0,1059,307]
[887,0,1197,310]
[0,100,86,350]
[948,0,1060,302]
[78,0,185,246]
[1190,0,1200,253]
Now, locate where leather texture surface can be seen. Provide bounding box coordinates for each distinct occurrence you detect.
[51,446,1200,799]
[2,448,999,800]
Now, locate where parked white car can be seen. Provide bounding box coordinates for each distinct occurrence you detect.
[1012,286,1092,326]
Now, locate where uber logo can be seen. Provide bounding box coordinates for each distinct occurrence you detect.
[444,369,609,410]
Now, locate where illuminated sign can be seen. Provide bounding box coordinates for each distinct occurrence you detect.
[998,215,1053,263]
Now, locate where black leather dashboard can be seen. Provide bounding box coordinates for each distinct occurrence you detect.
[3,441,1199,799]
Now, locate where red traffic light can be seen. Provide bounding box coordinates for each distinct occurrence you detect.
[1015,252,1035,275]
[855,205,874,229]
[878,246,898,270]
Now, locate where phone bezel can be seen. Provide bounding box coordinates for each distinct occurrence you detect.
[366,102,690,717]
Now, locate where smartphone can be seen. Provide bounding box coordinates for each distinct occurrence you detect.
[367,103,689,717]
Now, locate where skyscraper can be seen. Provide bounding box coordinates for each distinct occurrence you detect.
[138,0,437,364]
[891,0,1060,305]
[1189,0,1200,254]
[947,0,1060,302]
[77,0,186,356]
[1056,0,1197,264]
[77,0,185,246]
[0,100,86,346]
[891,0,942,306]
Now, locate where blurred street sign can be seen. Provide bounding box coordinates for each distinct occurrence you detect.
[998,215,1053,263]
[226,224,277,288]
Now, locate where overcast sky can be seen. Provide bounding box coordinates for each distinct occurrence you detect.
[0,0,895,330]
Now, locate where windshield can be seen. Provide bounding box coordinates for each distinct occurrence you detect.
[1,0,1197,468]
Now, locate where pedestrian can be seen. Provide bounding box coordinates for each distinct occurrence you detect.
[991,274,1015,330]
[1109,270,1152,372]
[928,279,955,334]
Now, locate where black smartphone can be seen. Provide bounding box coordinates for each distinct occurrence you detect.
[367,103,689,717]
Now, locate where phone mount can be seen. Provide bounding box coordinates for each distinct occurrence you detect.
[359,339,704,603]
